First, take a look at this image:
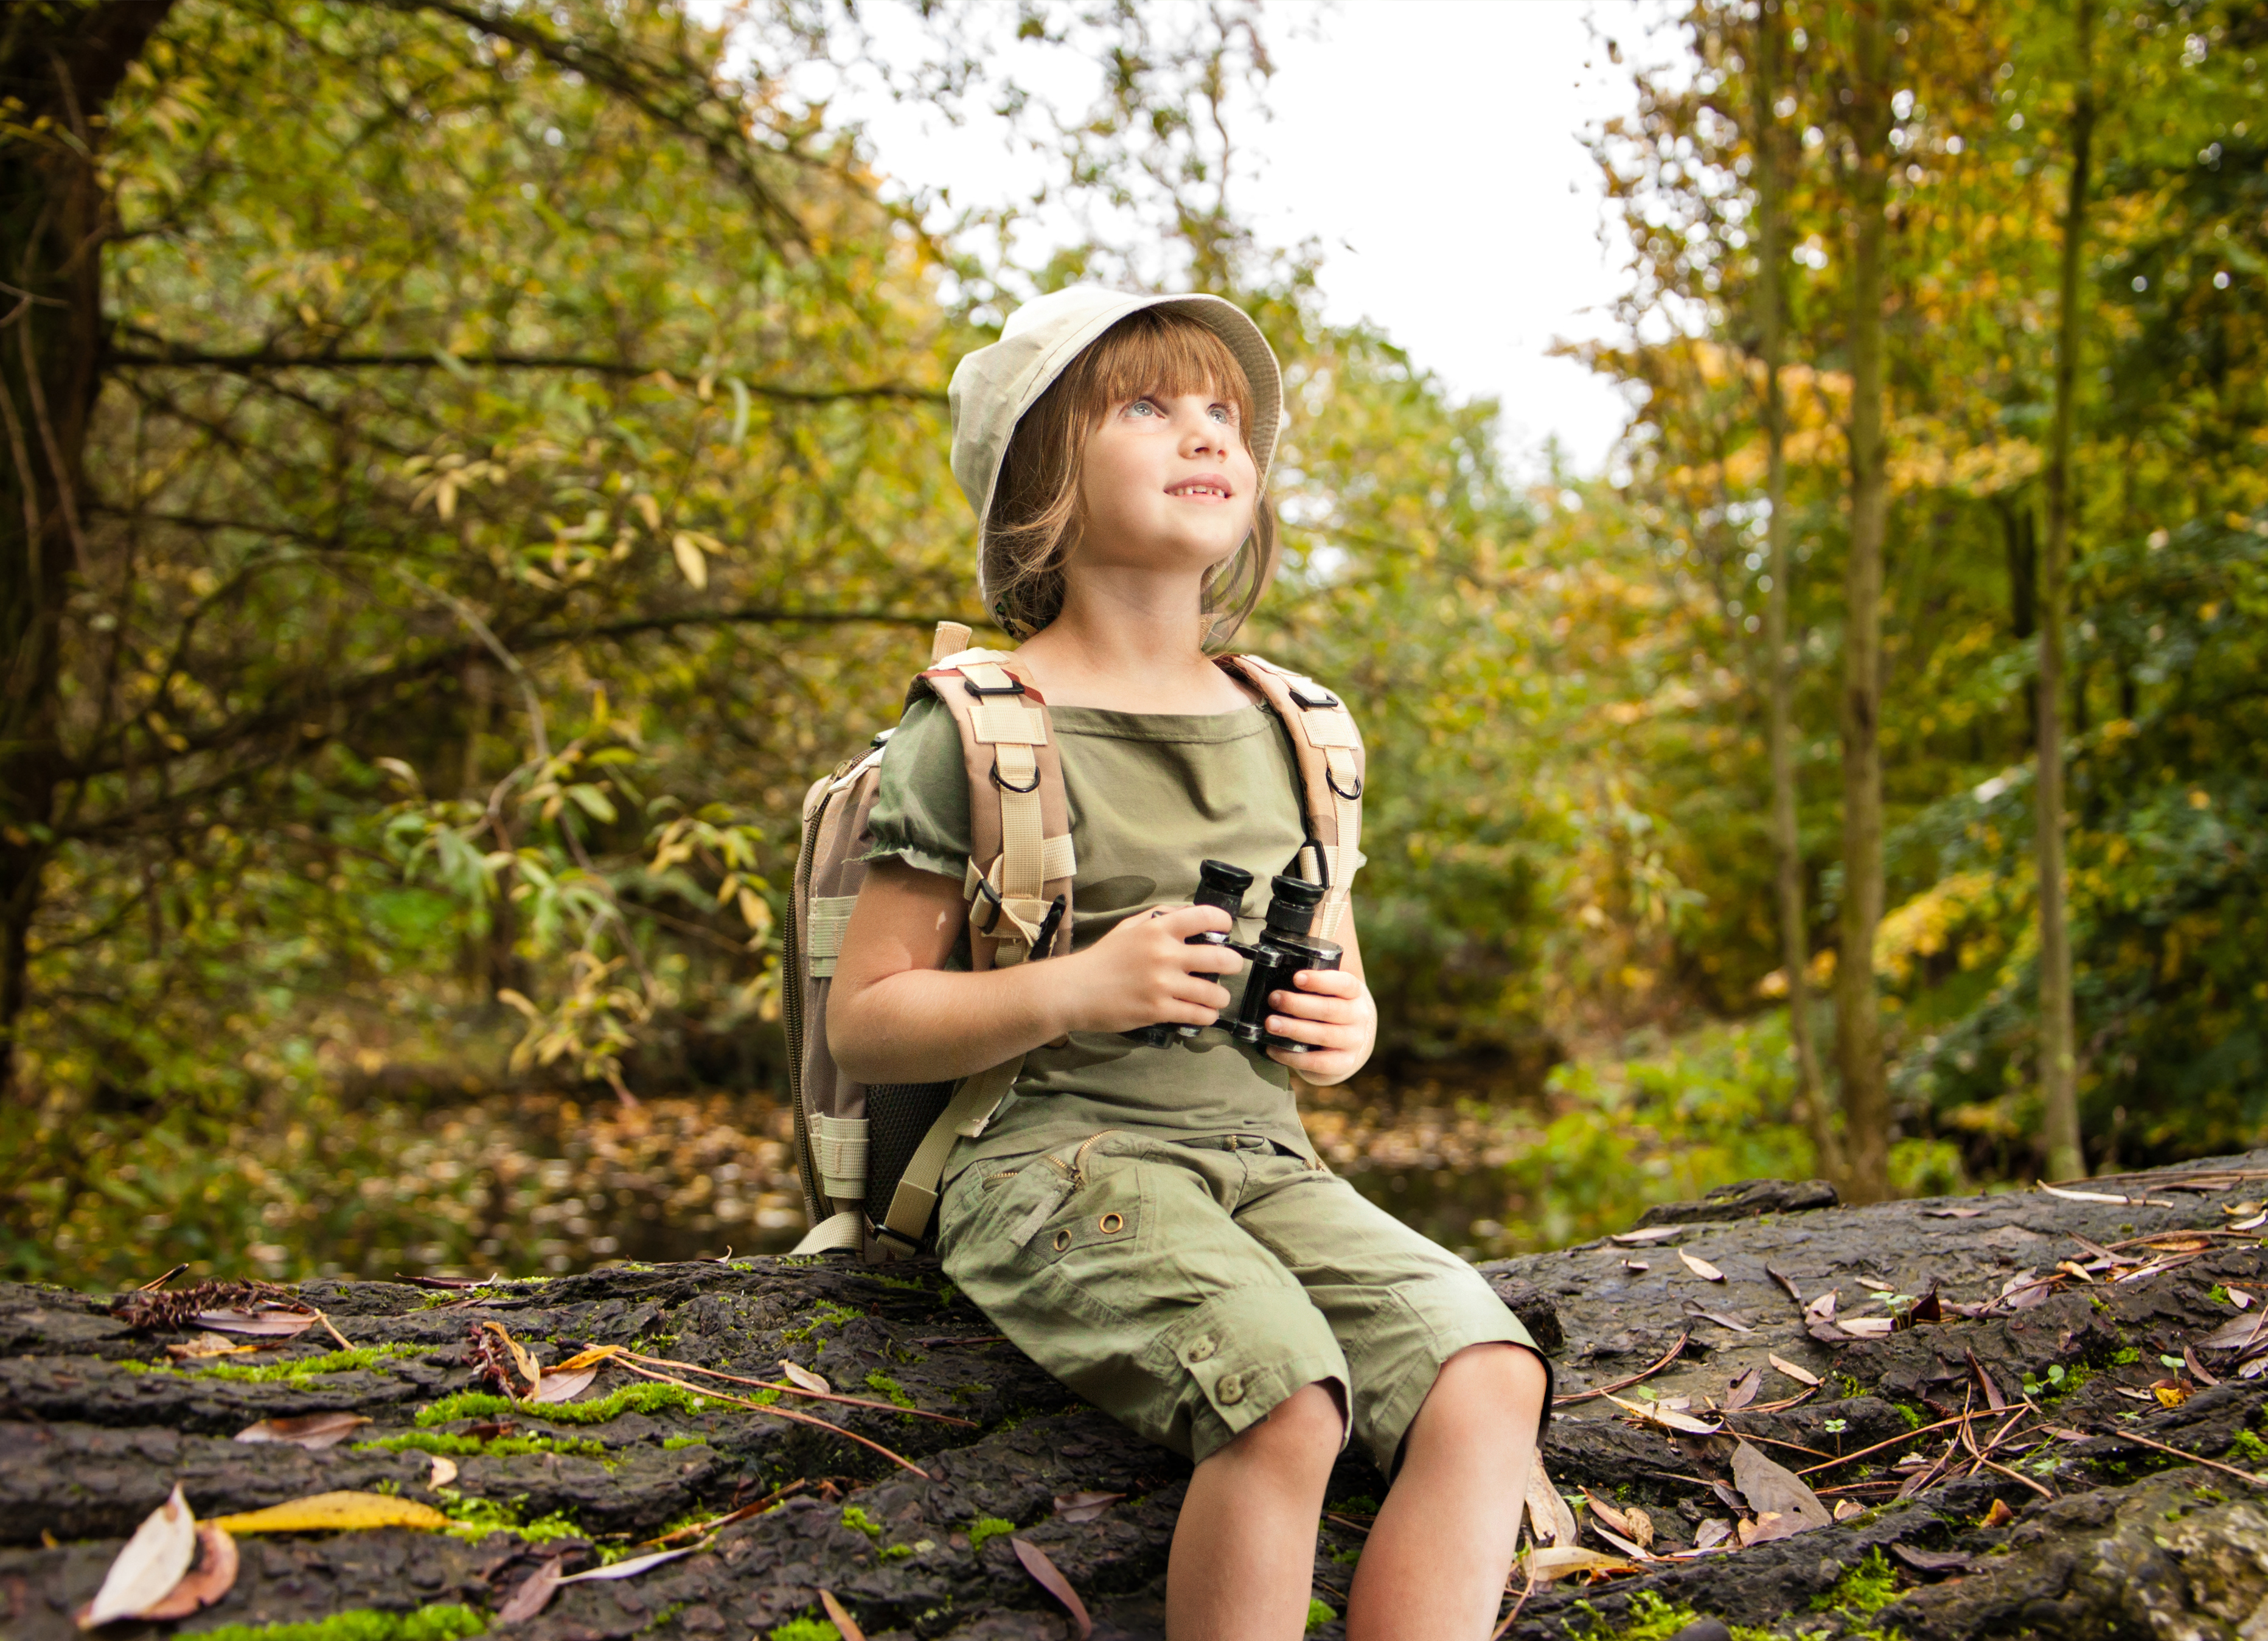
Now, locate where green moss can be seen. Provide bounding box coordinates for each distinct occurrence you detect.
[191,1603,484,1641]
[1570,1592,1702,1641]
[2112,1347,2141,1365]
[437,1493,582,1543]
[1329,1546,1361,1566]
[841,1505,883,1541]
[1894,1402,1924,1430]
[1812,1549,1900,1615]
[863,1271,933,1294]
[355,1430,605,1460]
[864,1371,917,1411]
[2228,1428,2268,1463]
[879,1542,914,1560]
[1834,1371,1864,1399]
[966,1517,1016,1555]
[1306,1597,1337,1632]
[416,1383,709,1427]
[1329,1494,1380,1515]
[780,1300,861,1344]
[767,1617,841,1641]
[661,1435,708,1450]
[194,1343,427,1384]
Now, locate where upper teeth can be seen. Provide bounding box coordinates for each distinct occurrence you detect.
[1179,484,1223,496]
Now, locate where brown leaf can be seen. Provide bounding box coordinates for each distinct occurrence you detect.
[234,1413,370,1451]
[1602,1392,1722,1435]
[1832,1499,1866,1522]
[194,1308,316,1337]
[2185,1346,2221,1388]
[135,1522,238,1620]
[1527,1545,1637,1581]
[1591,1524,1654,1561]
[1723,1367,1763,1410]
[76,1484,198,1629]
[781,1361,833,1395]
[1052,1491,1124,1524]
[428,1455,459,1489]
[526,1367,597,1405]
[555,1344,626,1371]
[1738,1511,1805,1546]
[1767,1353,1822,1387]
[1764,1265,1805,1304]
[1621,1259,1651,1272]
[481,1323,541,1392]
[1907,1289,1944,1325]
[164,1333,259,1361]
[1892,1543,1972,1573]
[1578,1488,1635,1539]
[1967,1350,2008,1412]
[1010,1539,1093,1639]
[1692,1519,1732,1550]
[1839,1317,1896,1337]
[2196,1312,2268,1351]
[1678,1249,1727,1283]
[1730,1440,1831,1531]
[496,1559,562,1625]
[1687,1309,1754,1333]
[818,1590,866,1641]
[1804,1289,1838,1322]
[1921,1207,1985,1218]
[1980,1499,2015,1529]
[1610,1226,1689,1244]
[1525,1455,1580,1547]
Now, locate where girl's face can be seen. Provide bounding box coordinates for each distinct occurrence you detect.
[1074,385,1258,578]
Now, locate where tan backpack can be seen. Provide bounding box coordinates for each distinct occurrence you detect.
[785,621,1366,1259]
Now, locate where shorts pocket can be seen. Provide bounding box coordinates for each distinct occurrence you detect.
[1027,1150,1150,1269]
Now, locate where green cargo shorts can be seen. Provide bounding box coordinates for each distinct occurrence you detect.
[936,1131,1551,1472]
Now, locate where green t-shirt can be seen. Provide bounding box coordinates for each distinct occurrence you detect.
[858,691,1344,1177]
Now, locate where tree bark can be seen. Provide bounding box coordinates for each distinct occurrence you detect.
[0,0,176,1090]
[2038,0,2095,1183]
[1753,0,1845,1189]
[1834,2,1893,1204]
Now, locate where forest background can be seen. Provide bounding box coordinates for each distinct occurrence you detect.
[2,0,2261,1290]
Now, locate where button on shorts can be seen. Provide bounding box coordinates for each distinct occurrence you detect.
[936,1131,1551,1471]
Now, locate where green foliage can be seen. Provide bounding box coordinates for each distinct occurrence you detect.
[965,1517,1017,1555]
[841,1505,883,1541]
[416,1382,706,1427]
[1570,1594,1701,1641]
[864,1371,916,1410]
[1813,1550,1901,1616]
[193,1343,425,1383]
[1304,1597,1337,1632]
[766,1620,840,1641]
[2228,1428,2268,1465]
[437,1493,582,1544]
[661,1435,707,1450]
[191,1606,485,1641]
[356,1430,605,1460]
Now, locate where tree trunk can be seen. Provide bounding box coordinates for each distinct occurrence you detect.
[1834,2,1893,1204]
[0,0,176,1090]
[1753,0,1845,1188]
[2039,0,2096,1183]
[2000,498,2039,754]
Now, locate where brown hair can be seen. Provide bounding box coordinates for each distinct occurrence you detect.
[984,308,1276,645]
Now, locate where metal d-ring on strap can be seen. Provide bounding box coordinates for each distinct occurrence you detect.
[992,758,1042,795]
[1327,767,1364,800]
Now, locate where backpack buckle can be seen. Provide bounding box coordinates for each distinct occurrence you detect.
[1286,678,1340,709]
[962,674,1027,699]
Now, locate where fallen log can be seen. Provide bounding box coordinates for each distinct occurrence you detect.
[4,1148,2266,1639]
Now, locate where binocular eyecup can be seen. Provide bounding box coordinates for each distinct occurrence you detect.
[1122,859,1343,1052]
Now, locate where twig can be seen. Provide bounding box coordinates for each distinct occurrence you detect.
[639,1480,806,1547]
[1491,1563,1539,1641]
[1977,1455,2054,1499]
[137,1264,189,1292]
[1800,1415,1972,1477]
[2093,1426,2268,1489]
[313,1309,356,1353]
[624,1351,976,1427]
[610,1357,931,1478]
[1324,1513,1373,1536]
[1728,1430,1834,1462]
[1553,1333,1688,1406]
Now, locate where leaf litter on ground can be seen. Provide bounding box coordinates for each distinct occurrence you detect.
[526,1367,597,1404]
[234,1412,371,1450]
[1052,1491,1123,1523]
[76,1484,198,1629]
[1678,1249,1727,1282]
[209,1492,448,1534]
[1523,1454,1579,1548]
[780,1360,832,1395]
[1731,1439,1832,1533]
[818,1590,867,1641]
[1011,1539,1093,1639]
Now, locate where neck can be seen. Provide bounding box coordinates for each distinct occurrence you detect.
[1014,564,1252,712]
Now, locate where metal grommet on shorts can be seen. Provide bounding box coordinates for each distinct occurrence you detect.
[1217,1373,1245,1405]
[1099,1211,1124,1234]
[1052,1228,1071,1252]
[1186,1336,1216,1362]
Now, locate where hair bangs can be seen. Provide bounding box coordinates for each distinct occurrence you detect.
[1063,310,1254,437]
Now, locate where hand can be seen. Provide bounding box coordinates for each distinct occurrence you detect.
[1262,968,1375,1086]
[1061,904,1242,1036]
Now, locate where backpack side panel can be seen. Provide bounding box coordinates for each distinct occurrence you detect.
[1214,655,1367,938]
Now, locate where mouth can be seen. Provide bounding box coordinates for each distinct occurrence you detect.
[1166,475,1236,501]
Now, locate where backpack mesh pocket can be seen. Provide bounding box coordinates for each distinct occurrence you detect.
[864,1081,958,1233]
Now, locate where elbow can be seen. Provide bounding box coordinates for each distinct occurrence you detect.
[826,997,873,1084]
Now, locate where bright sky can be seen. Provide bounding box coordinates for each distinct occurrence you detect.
[781,1,1678,475]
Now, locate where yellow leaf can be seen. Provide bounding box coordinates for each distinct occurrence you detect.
[633,493,661,531]
[672,532,708,589]
[555,1343,627,1372]
[208,1492,447,1535]
[738,888,772,936]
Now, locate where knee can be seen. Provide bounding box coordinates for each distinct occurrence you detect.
[1228,1380,1344,1475]
[1432,1342,1548,1429]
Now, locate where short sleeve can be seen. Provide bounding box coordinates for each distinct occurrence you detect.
[858,694,972,882]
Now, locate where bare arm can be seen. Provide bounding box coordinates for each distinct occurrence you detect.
[826,859,1244,1085]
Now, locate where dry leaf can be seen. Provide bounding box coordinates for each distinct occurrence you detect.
[1688,1309,1754,1333]
[1767,1353,1821,1388]
[1591,1524,1654,1561]
[818,1590,867,1641]
[165,1333,258,1361]
[1052,1491,1124,1524]
[2197,1312,2268,1351]
[554,1344,626,1371]
[195,1308,316,1337]
[1610,1225,1689,1244]
[1724,1367,1763,1410]
[1527,1545,1637,1581]
[428,1455,459,1489]
[1578,1488,1635,1539]
[558,1542,703,1583]
[1621,1259,1651,1272]
[234,1412,370,1451]
[2228,1287,2255,1311]
[1980,1499,2015,1529]
[481,1323,541,1392]
[135,1521,239,1620]
[209,1491,447,1534]
[1678,1249,1727,1283]
[2152,1378,2193,1408]
[1011,1539,1093,1640]
[1738,1511,1807,1546]
[1619,1504,1654,1550]
[1921,1207,1986,1218]
[1731,1440,1831,1531]
[1764,1265,1805,1304]
[1832,1500,1865,1522]
[77,1484,198,1629]
[2036,1182,2132,1204]
[1692,1519,1733,1550]
[2232,1211,2268,1233]
[1525,1454,1579,1547]
[781,1361,832,1395]
[1804,1291,1839,1323]
[527,1367,597,1405]
[1892,1544,1972,1573]
[496,1559,562,1625]
[1602,1392,1722,1435]
[1840,1317,1896,1337]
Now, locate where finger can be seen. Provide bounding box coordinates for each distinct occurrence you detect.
[1263,1011,1345,1047]
[1183,944,1245,977]
[1270,988,1352,1022]
[1290,969,1361,996]
[1147,904,1233,938]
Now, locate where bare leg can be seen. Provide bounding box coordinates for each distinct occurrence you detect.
[1345,1343,1548,1641]
[1167,1381,1344,1641]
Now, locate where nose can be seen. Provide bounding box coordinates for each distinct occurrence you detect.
[1178,409,1223,456]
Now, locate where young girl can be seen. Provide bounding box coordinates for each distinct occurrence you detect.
[829,286,1550,1641]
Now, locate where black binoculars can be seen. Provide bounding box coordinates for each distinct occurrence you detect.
[1123,858,1343,1053]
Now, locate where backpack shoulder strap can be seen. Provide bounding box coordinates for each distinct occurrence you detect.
[1215,654,1365,940]
[908,646,1076,970]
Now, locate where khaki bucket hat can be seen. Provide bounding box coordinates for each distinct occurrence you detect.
[947,285,1283,609]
